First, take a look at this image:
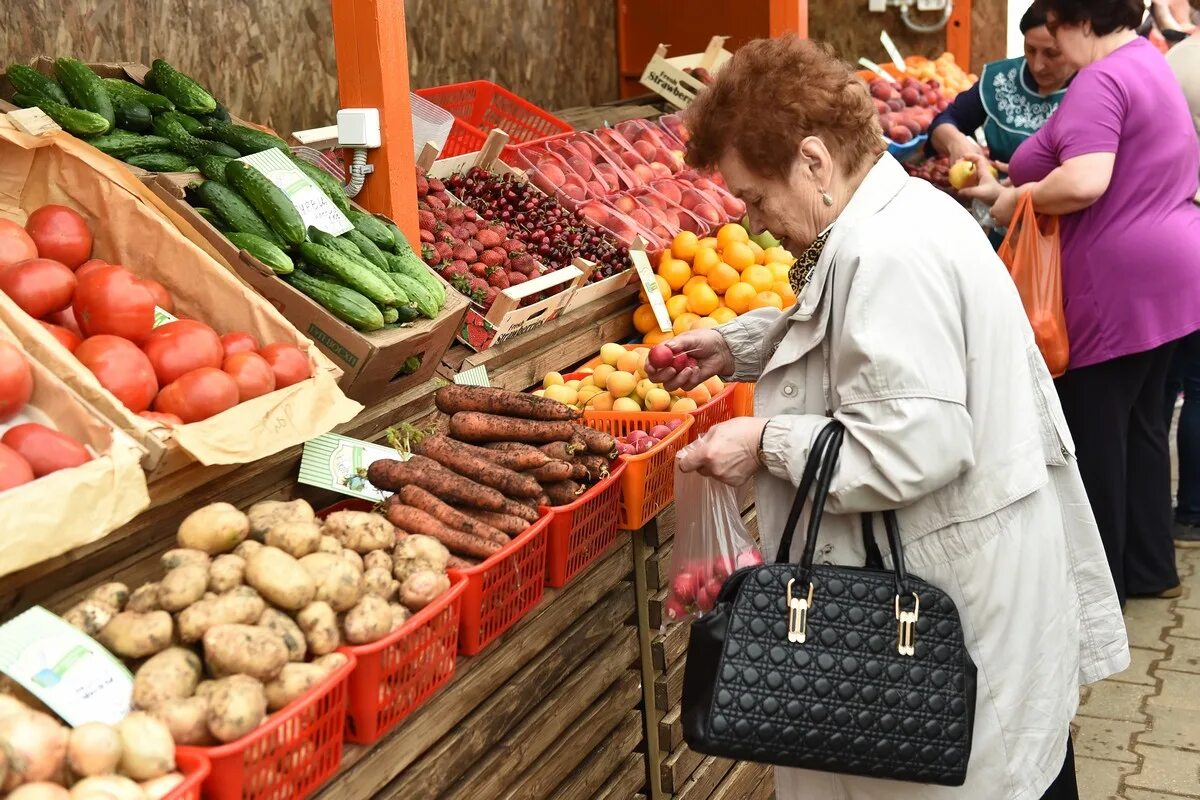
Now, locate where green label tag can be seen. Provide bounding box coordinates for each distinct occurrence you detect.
[299,432,403,501]
[152,305,177,328]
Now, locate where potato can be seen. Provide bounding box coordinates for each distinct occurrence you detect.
[263,663,327,711]
[298,553,361,612]
[177,503,250,555]
[116,712,174,781]
[264,520,322,559]
[206,675,267,743]
[63,599,117,637]
[389,603,412,631]
[233,540,263,561]
[132,648,201,711]
[88,583,129,612]
[149,695,211,747]
[340,549,364,572]
[156,565,207,613]
[362,568,399,602]
[392,558,439,584]
[177,587,265,643]
[194,680,218,701]
[99,612,172,659]
[125,583,161,614]
[10,784,70,800]
[324,510,394,553]
[203,624,288,682]
[312,652,349,674]
[343,595,392,645]
[208,554,245,593]
[296,602,340,656]
[67,721,122,778]
[399,570,451,612]
[160,549,209,572]
[363,550,392,573]
[140,773,184,800]
[257,608,307,663]
[247,499,315,542]
[317,535,341,554]
[69,775,144,800]
[244,547,315,610]
[394,535,450,570]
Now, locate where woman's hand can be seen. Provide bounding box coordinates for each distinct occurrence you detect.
[990,186,1022,227]
[678,417,767,486]
[644,329,734,392]
[957,153,1005,205]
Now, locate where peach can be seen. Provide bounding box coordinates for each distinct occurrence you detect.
[656,182,682,204]
[887,125,913,144]
[900,87,920,106]
[614,195,638,214]
[566,155,591,176]
[580,203,610,226]
[722,195,746,216]
[650,162,673,179]
[587,180,608,197]
[873,98,889,115]
[888,98,905,113]
[634,140,656,161]
[869,81,892,101]
[538,162,566,188]
[560,182,587,201]
[693,203,722,224]
[633,164,655,182]
[629,208,653,227]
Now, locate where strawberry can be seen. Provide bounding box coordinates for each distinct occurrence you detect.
[489,246,507,260]
[508,271,529,285]
[419,229,435,244]
[418,210,436,231]
[449,259,469,273]
[467,238,484,256]
[415,173,429,198]
[468,277,489,301]
[671,573,699,604]
[446,207,465,224]
[433,241,454,262]
[487,270,510,288]
[450,225,470,241]
[480,250,504,269]
[425,195,446,211]
[503,239,526,254]
[469,262,489,277]
[511,254,538,275]
[463,222,479,237]
[452,244,477,263]
[443,261,469,281]
[476,228,503,248]
[449,272,472,297]
[463,208,478,221]
[429,177,446,193]
[420,244,441,267]
[484,286,500,307]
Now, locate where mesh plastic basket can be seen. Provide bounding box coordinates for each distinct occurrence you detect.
[165,749,210,800]
[732,382,755,417]
[545,458,627,587]
[415,81,572,158]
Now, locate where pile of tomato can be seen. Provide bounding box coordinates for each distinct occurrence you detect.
[0,205,312,425]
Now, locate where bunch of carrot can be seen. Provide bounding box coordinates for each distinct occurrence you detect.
[366,385,616,567]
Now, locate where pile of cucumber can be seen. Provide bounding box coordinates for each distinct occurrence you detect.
[5,57,291,174]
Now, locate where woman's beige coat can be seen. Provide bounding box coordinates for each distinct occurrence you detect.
[718,154,1128,800]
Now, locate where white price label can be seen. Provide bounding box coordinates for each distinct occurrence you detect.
[299,432,404,501]
[629,248,672,333]
[454,366,490,387]
[152,305,177,328]
[240,150,353,236]
[879,31,908,74]
[858,58,898,83]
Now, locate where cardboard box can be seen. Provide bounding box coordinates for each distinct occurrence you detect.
[148,173,469,404]
[639,36,733,109]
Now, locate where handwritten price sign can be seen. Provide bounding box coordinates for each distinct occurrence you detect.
[240,150,353,236]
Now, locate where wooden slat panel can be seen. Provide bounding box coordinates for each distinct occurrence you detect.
[658,705,683,753]
[652,616,689,671]
[317,541,632,800]
[661,743,705,795]
[677,755,736,800]
[654,657,686,710]
[648,586,669,630]
[646,540,672,590]
[711,760,775,800]
[645,503,675,548]
[549,712,644,800]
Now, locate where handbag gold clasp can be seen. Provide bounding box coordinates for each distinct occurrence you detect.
[786,579,815,644]
[895,592,920,657]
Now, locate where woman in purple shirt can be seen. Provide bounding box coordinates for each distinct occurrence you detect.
[965,0,1200,605]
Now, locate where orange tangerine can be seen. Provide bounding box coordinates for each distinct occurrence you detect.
[671,231,699,262]
[742,264,775,293]
[657,249,675,268]
[683,275,709,294]
[643,330,673,347]
[765,245,794,264]
[692,246,721,276]
[768,261,791,282]
[722,241,755,272]
[710,306,737,324]
[673,312,701,335]
[748,240,766,264]
[632,303,658,334]
[639,274,671,303]
[716,223,749,251]
[724,282,758,314]
[686,284,720,316]
[749,290,785,310]
[658,258,692,291]
[693,316,722,330]
[772,281,797,307]
[707,263,741,294]
[665,294,690,319]
[698,236,719,249]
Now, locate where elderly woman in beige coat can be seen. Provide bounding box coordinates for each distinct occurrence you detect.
[647,37,1128,800]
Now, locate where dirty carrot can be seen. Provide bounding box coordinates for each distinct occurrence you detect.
[527,461,574,483]
[461,509,530,536]
[397,485,510,545]
[455,439,550,470]
[386,503,501,560]
[367,456,505,511]
[434,385,580,421]
[449,412,579,444]
[571,425,617,457]
[414,435,542,498]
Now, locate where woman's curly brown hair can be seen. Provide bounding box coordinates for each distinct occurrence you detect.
[684,35,884,179]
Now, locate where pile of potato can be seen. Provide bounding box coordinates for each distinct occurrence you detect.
[0,694,183,800]
[61,499,452,748]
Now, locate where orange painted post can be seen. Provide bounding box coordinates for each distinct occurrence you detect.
[330,0,419,246]
[769,0,809,37]
[946,0,972,70]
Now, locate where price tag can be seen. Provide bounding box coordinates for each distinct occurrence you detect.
[7,108,60,137]
[454,366,490,387]
[629,246,672,333]
[299,432,403,501]
[0,607,133,726]
[858,58,898,83]
[240,150,353,236]
[879,31,908,75]
[152,306,177,328]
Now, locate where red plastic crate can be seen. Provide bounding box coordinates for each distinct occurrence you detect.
[178,656,355,800]
[449,510,551,655]
[165,750,210,800]
[416,81,572,158]
[545,459,627,587]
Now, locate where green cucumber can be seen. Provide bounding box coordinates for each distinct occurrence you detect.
[53,58,115,128]
[5,64,69,105]
[152,115,239,159]
[195,153,233,182]
[290,157,351,214]
[205,119,290,156]
[100,78,175,112]
[386,249,445,306]
[224,161,306,246]
[157,110,209,136]
[85,132,171,159]
[381,220,407,255]
[13,94,110,136]
[125,152,195,172]
[346,209,396,250]
[193,207,228,231]
[297,242,396,306]
[147,59,216,114]
[112,100,152,132]
[395,307,421,325]
[381,307,400,324]
[226,232,294,275]
[387,271,438,319]
[311,229,410,306]
[341,229,389,272]
[286,271,385,332]
[192,180,280,244]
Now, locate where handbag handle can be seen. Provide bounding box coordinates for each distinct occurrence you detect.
[774,420,841,563]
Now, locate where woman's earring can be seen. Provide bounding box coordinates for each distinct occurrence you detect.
[821,191,833,207]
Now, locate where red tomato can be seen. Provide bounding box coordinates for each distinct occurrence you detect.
[0,341,33,422]
[38,320,82,352]
[24,205,92,269]
[223,352,276,402]
[44,306,82,337]
[0,219,37,268]
[154,367,239,423]
[221,331,260,357]
[75,259,110,280]
[75,335,159,412]
[137,277,174,314]
[0,443,34,491]
[259,343,311,389]
[142,320,223,386]
[139,410,183,426]
[73,266,155,342]
[1,423,92,477]
[0,258,77,318]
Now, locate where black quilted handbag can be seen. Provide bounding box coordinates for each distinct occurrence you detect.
[681,420,977,785]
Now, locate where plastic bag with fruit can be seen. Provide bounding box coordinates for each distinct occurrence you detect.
[998,193,1069,376]
[662,460,762,627]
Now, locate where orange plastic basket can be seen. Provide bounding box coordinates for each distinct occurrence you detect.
[164,749,210,800]
[449,509,551,655]
[582,411,693,530]
[732,381,755,417]
[177,656,355,800]
[545,458,627,588]
[415,81,572,158]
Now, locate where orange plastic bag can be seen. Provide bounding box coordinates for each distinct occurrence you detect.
[998,192,1070,376]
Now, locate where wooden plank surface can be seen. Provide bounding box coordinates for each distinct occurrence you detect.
[677,755,735,800]
[646,540,671,590]
[546,709,644,800]
[654,657,686,710]
[661,742,704,795]
[658,705,682,753]
[711,760,774,800]
[316,540,632,800]
[590,750,647,800]
[652,616,689,671]
[645,504,674,548]
[648,586,669,630]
